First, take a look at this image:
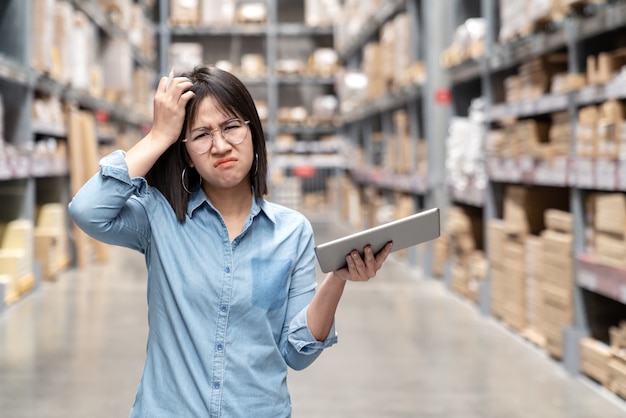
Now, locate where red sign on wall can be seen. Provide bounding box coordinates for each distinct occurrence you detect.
[434,89,452,105]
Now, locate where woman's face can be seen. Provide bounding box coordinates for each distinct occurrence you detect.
[185,96,254,193]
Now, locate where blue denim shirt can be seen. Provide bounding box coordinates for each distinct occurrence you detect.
[68,150,337,417]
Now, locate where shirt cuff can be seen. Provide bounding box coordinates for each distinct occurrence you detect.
[99,150,147,195]
[288,306,338,354]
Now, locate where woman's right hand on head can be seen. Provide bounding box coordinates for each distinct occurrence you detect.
[150,75,196,147]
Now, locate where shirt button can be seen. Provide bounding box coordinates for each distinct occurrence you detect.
[216,344,223,351]
[213,382,220,390]
[225,267,230,273]
[220,305,227,313]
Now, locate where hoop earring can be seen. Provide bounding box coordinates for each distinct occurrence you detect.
[253,153,259,176]
[181,166,201,194]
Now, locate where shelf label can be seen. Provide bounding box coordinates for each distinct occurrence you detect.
[605,79,626,100]
[520,100,535,116]
[578,268,598,291]
[0,155,11,179]
[620,285,626,305]
[434,89,452,105]
[595,159,617,190]
[618,161,626,190]
[574,158,594,189]
[577,86,602,104]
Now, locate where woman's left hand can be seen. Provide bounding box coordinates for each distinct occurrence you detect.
[333,242,393,282]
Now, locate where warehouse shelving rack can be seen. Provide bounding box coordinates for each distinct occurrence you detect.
[446,0,626,386]
[335,0,449,273]
[0,0,156,311]
[157,0,344,206]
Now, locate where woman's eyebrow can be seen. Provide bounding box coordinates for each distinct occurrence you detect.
[189,117,238,132]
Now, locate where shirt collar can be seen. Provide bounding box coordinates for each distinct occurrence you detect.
[186,188,276,225]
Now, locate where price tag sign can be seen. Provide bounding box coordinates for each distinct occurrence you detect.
[578,268,598,291]
[0,155,11,180]
[12,155,30,178]
[574,158,594,189]
[577,86,600,104]
[487,158,501,181]
[520,100,535,116]
[618,161,626,190]
[519,156,534,172]
[595,159,617,190]
[503,158,520,182]
[552,156,569,186]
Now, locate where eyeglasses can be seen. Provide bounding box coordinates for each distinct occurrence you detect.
[182,118,250,154]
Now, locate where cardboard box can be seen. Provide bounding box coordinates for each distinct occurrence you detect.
[169,43,203,73]
[594,193,626,237]
[545,209,573,233]
[170,0,199,25]
[201,0,235,25]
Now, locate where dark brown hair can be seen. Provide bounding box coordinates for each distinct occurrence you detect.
[145,65,268,222]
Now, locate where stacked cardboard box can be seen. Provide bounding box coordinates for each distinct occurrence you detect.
[488,219,508,320]
[433,233,449,278]
[518,119,551,158]
[524,236,546,346]
[0,220,35,305]
[539,209,574,358]
[548,111,572,156]
[304,0,341,27]
[499,0,527,43]
[587,48,626,85]
[499,0,605,44]
[169,43,204,73]
[580,337,612,385]
[363,42,386,99]
[34,204,71,281]
[200,0,235,26]
[492,186,569,333]
[333,0,384,53]
[448,206,485,303]
[597,100,626,159]
[503,55,568,102]
[577,105,599,157]
[383,110,419,175]
[607,323,626,398]
[101,37,133,104]
[170,0,200,25]
[366,13,421,94]
[31,0,55,75]
[31,1,151,106]
[575,101,626,159]
[442,18,486,68]
[592,193,626,269]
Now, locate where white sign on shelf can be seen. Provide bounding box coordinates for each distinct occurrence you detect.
[595,159,617,190]
[578,268,598,291]
[574,158,594,189]
[620,285,626,305]
[618,160,626,190]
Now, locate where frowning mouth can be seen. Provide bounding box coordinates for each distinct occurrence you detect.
[215,157,237,168]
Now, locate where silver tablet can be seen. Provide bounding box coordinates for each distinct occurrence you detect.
[314,207,441,273]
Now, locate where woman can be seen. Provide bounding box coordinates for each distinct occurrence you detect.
[69,65,392,417]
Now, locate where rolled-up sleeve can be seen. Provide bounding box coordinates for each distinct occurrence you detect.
[68,150,151,253]
[280,219,338,370]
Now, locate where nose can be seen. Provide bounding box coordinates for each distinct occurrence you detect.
[210,129,232,152]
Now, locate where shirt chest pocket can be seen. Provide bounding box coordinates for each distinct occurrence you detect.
[251,258,292,311]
